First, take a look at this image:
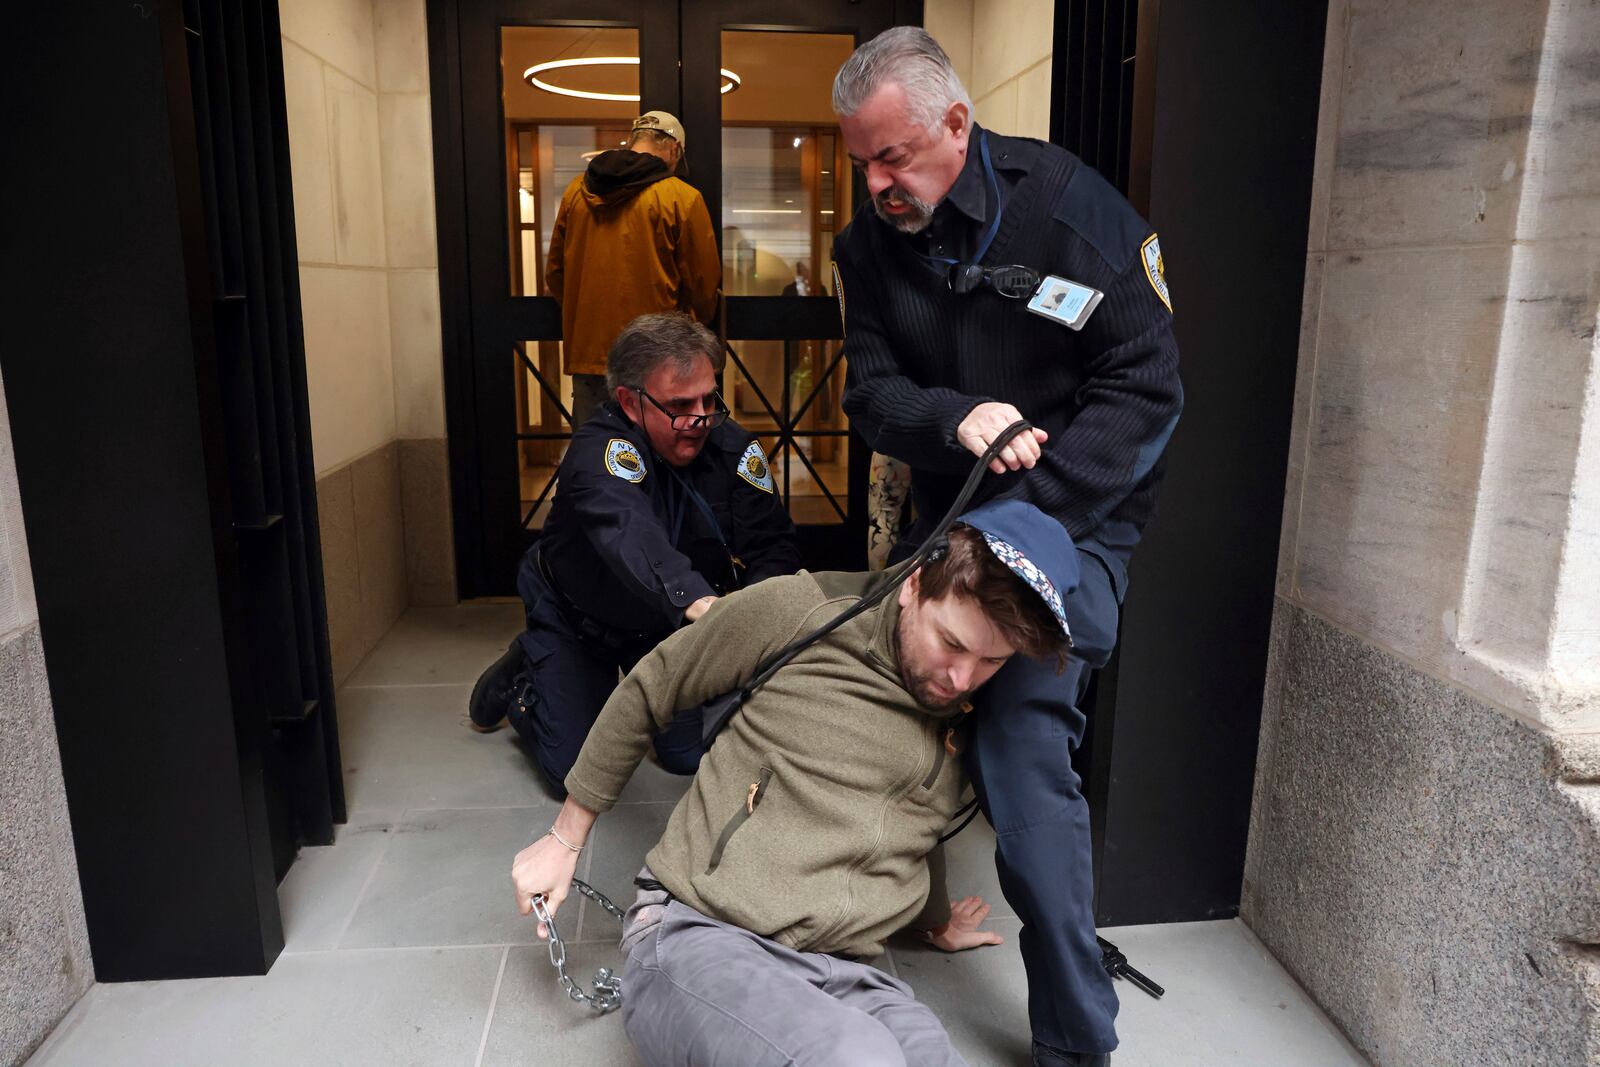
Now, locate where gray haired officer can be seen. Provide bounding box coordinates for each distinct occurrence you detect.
[830,26,1184,1067]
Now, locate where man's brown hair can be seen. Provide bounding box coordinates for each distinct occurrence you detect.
[917,525,1070,665]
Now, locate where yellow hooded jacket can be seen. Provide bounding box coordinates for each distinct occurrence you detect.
[545,150,722,377]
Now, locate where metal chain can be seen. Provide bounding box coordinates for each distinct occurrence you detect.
[530,878,625,1014]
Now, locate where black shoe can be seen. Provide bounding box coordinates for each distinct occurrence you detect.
[1032,1042,1109,1067]
[469,642,524,732]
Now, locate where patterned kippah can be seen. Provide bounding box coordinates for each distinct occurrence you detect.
[980,532,1071,641]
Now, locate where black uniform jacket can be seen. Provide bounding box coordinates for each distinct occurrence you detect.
[538,403,800,634]
[833,126,1183,544]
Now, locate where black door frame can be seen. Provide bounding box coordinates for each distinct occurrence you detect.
[429,0,918,596]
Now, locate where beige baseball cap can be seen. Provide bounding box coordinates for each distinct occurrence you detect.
[632,110,686,148]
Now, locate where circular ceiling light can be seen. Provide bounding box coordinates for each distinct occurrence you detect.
[523,56,741,101]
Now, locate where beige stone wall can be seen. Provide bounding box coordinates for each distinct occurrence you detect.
[280,0,456,681]
[927,0,1054,140]
[0,372,93,1064]
[1248,0,1600,1060]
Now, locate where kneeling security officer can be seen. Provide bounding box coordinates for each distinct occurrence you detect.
[830,28,1184,1067]
[470,312,800,791]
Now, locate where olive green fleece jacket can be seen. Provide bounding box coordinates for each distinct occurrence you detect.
[564,570,967,960]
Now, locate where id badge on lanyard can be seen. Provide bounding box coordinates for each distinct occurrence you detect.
[1024,275,1104,331]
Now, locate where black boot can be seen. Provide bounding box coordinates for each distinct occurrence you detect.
[1032,1041,1110,1067]
[468,641,524,732]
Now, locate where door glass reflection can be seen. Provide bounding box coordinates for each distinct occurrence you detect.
[502,26,640,529]
[721,30,855,525]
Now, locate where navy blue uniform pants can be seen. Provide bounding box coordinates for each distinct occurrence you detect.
[965,543,1125,1055]
[509,554,704,791]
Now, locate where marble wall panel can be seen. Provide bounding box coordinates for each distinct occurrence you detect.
[387,270,446,439]
[279,0,378,90]
[300,266,395,475]
[971,0,1053,102]
[1243,602,1600,1067]
[1457,238,1600,667]
[1277,254,1326,599]
[280,39,337,264]
[373,0,429,94]
[325,69,388,268]
[1523,3,1600,244]
[399,438,457,606]
[352,444,408,655]
[1014,60,1053,141]
[378,94,438,269]
[1305,0,1349,255]
[975,78,1019,138]
[1327,0,1545,251]
[315,464,362,684]
[1291,245,1510,670]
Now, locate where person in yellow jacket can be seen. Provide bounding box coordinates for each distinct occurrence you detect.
[547,111,722,425]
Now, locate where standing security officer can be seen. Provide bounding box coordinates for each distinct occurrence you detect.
[830,28,1183,1067]
[470,313,800,792]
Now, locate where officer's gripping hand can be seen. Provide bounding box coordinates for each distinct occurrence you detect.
[685,595,719,622]
[956,403,1050,474]
[923,896,1005,952]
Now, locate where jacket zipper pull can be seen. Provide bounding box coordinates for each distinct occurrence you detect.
[746,781,759,815]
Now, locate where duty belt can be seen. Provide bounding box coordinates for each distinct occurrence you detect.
[535,544,655,651]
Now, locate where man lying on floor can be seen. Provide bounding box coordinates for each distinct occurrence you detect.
[511,499,1076,1067]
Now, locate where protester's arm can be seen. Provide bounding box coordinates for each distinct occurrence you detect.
[563,574,821,812]
[906,845,1003,952]
[511,797,597,938]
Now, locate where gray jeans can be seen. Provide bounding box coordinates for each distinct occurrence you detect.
[619,895,969,1067]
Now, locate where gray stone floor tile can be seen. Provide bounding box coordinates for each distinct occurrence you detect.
[479,946,644,1067]
[1097,919,1369,1066]
[346,603,522,687]
[338,684,560,811]
[891,918,1032,1066]
[577,802,676,940]
[340,806,568,950]
[277,809,398,952]
[27,946,502,1067]
[893,917,1370,1067]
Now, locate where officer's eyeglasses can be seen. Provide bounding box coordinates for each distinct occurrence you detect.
[635,388,730,431]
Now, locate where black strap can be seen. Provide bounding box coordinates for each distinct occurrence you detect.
[701,420,1034,746]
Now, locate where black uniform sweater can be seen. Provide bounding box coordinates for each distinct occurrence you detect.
[833,127,1183,542]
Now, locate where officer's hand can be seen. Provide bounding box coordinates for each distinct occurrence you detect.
[923,896,1005,952]
[956,403,1050,474]
[512,834,582,940]
[685,595,719,622]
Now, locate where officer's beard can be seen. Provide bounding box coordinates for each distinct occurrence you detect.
[873,185,937,234]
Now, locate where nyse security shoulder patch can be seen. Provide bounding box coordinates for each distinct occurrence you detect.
[1141,234,1172,312]
[736,440,776,493]
[605,438,647,483]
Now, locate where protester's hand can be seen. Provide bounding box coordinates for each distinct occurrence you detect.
[685,595,719,622]
[924,896,1005,952]
[956,402,1049,474]
[512,834,582,939]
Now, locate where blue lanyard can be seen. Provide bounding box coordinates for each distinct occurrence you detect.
[919,130,1002,272]
[662,461,727,548]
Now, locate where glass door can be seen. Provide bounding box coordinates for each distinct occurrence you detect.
[438,0,911,593]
